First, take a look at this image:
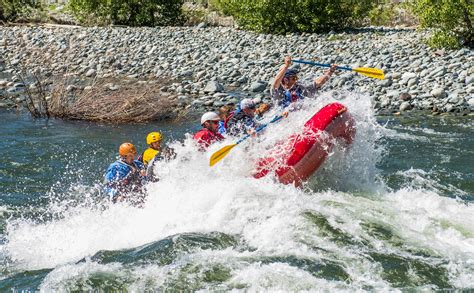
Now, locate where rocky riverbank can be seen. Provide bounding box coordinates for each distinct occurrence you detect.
[0,24,473,118]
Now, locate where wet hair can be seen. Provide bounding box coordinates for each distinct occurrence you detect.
[218,105,234,119]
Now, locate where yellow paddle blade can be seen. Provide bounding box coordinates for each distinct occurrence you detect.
[353,67,385,80]
[209,144,238,166]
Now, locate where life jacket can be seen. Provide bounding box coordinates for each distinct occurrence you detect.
[141,148,159,165]
[223,112,234,129]
[193,127,224,149]
[104,159,146,201]
[226,109,256,136]
[281,85,304,108]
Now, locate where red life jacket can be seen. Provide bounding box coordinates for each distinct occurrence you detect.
[193,127,224,149]
[223,112,235,129]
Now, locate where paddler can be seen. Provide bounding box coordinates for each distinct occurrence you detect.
[255,102,270,119]
[146,146,177,182]
[226,98,261,137]
[104,142,146,204]
[193,112,224,150]
[217,104,235,135]
[140,131,163,165]
[272,56,337,111]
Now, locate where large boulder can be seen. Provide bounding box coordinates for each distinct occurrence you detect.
[431,87,446,99]
[203,80,224,93]
[250,81,267,93]
[467,97,474,111]
[399,101,412,111]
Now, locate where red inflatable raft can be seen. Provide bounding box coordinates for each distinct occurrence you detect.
[253,102,356,187]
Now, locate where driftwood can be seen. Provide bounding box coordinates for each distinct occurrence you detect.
[48,78,177,123]
[3,40,180,123]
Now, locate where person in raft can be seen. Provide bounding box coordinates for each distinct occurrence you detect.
[255,102,271,120]
[146,147,177,182]
[226,98,260,137]
[139,131,163,165]
[217,104,236,135]
[272,56,337,111]
[104,142,146,203]
[193,111,224,150]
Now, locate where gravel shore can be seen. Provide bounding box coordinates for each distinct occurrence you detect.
[0,24,473,116]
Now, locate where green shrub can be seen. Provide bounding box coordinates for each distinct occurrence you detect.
[67,0,186,26]
[0,0,42,22]
[409,0,473,48]
[368,0,397,26]
[210,0,376,34]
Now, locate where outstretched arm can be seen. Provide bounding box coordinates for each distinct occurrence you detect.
[314,64,337,89]
[272,56,292,91]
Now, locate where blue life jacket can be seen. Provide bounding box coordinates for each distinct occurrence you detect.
[104,159,145,200]
[218,120,226,135]
[281,86,304,108]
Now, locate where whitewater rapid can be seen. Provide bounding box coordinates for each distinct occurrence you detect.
[1,92,473,290]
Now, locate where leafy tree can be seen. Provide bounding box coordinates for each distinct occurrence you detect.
[0,0,41,22]
[368,0,397,26]
[68,0,185,26]
[409,0,473,48]
[209,0,375,34]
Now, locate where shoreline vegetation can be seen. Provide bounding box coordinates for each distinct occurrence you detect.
[0,1,472,123]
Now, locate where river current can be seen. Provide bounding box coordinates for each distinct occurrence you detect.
[0,93,472,291]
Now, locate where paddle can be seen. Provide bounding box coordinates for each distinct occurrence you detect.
[209,115,284,167]
[293,59,385,80]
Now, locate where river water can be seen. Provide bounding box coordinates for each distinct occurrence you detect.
[0,93,472,291]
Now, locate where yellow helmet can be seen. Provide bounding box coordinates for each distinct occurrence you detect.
[146,132,162,145]
[119,142,137,156]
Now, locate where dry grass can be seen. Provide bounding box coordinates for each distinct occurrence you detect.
[48,78,178,123]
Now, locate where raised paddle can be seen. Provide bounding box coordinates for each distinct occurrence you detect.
[293,59,385,80]
[209,115,284,167]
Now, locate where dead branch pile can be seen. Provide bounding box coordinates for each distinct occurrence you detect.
[49,78,177,123]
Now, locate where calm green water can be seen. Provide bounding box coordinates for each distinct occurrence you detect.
[0,101,472,290]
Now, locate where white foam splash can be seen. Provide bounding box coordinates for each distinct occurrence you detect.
[2,92,473,290]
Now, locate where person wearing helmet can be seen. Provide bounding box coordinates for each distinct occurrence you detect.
[226,98,261,137]
[271,56,337,110]
[193,111,224,150]
[104,142,146,203]
[146,147,177,182]
[141,131,163,165]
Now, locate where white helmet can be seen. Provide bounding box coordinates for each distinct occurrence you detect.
[200,111,220,125]
[240,98,256,110]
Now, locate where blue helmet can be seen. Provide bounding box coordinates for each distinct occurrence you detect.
[284,68,298,78]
